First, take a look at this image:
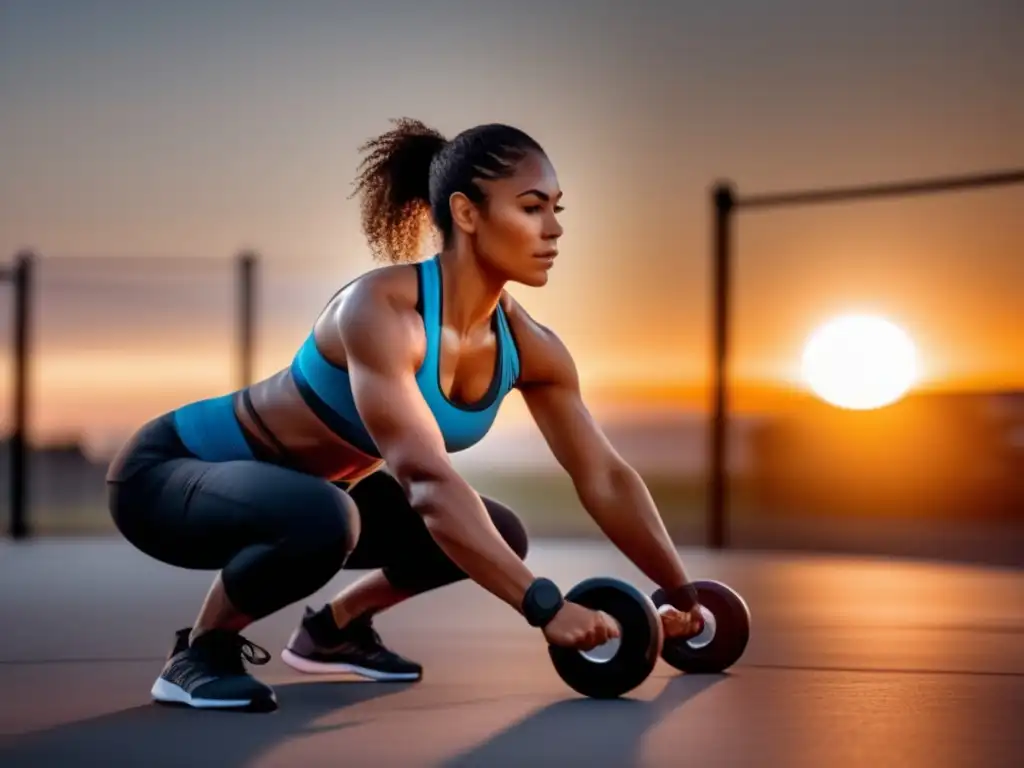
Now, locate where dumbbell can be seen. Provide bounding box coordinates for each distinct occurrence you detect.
[547,577,664,699]
[651,580,751,674]
[547,577,752,698]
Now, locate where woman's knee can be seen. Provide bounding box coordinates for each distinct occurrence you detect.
[380,496,528,594]
[222,482,361,619]
[482,497,529,561]
[293,482,361,558]
[233,476,360,580]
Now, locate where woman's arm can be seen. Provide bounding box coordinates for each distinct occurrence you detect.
[339,279,537,613]
[510,301,693,595]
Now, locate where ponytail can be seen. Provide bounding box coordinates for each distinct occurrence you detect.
[351,118,447,264]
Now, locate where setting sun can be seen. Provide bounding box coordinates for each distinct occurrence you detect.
[801,315,918,410]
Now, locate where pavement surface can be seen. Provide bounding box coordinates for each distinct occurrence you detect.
[1,538,1023,767]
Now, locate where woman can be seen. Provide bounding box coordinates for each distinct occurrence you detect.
[107,118,706,713]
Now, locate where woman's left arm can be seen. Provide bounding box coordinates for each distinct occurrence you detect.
[509,301,693,595]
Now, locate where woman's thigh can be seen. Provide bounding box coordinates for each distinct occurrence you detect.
[110,456,357,571]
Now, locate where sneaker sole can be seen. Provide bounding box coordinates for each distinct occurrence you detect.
[151,677,277,711]
[280,648,421,681]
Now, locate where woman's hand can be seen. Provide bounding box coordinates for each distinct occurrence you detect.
[658,604,705,640]
[543,602,621,651]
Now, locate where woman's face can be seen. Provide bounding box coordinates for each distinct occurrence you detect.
[463,150,564,287]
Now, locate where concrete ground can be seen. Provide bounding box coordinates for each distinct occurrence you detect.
[1,538,1022,767]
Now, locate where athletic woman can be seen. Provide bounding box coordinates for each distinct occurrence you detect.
[106,118,706,712]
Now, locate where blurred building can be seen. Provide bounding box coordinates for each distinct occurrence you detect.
[749,391,1024,520]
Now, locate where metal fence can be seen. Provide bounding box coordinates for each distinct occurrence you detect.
[706,167,1024,550]
[3,167,1024,566]
[0,250,258,539]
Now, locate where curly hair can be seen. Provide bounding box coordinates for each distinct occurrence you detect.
[350,117,545,263]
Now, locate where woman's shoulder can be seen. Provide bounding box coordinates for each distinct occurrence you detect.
[498,292,572,376]
[331,261,423,317]
[312,261,426,357]
[309,262,430,370]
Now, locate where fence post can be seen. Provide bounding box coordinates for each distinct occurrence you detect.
[237,251,257,390]
[708,183,734,550]
[705,167,1023,552]
[9,251,34,539]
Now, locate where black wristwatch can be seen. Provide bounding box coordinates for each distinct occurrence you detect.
[521,577,564,628]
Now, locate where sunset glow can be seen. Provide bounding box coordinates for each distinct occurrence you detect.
[0,3,1019,457]
[801,315,918,410]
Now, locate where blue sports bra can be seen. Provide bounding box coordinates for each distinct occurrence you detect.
[290,254,521,455]
[173,254,521,463]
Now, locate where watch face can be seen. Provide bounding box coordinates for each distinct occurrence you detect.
[535,582,561,611]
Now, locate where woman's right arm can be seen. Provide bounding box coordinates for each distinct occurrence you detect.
[337,280,538,613]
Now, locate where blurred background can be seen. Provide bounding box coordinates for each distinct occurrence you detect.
[1,0,1022,565]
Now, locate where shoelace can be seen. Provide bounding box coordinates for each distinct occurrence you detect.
[238,636,272,666]
[347,621,396,658]
[201,631,272,674]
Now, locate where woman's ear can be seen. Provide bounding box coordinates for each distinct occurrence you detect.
[449,191,479,235]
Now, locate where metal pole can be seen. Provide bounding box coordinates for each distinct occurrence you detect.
[709,184,734,550]
[10,251,33,539]
[704,166,1024,552]
[737,168,1024,210]
[237,251,257,390]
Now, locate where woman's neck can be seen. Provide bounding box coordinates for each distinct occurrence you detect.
[436,245,505,336]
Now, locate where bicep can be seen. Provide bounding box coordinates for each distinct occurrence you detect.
[349,363,449,476]
[340,294,453,485]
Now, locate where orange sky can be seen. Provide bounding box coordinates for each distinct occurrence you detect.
[0,2,1021,452]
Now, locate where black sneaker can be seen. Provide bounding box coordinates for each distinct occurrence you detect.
[281,605,422,682]
[150,627,277,711]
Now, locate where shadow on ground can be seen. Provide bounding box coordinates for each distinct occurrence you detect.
[0,680,411,767]
[442,674,726,767]
[0,674,727,767]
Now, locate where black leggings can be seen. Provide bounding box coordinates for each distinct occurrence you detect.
[106,413,529,620]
